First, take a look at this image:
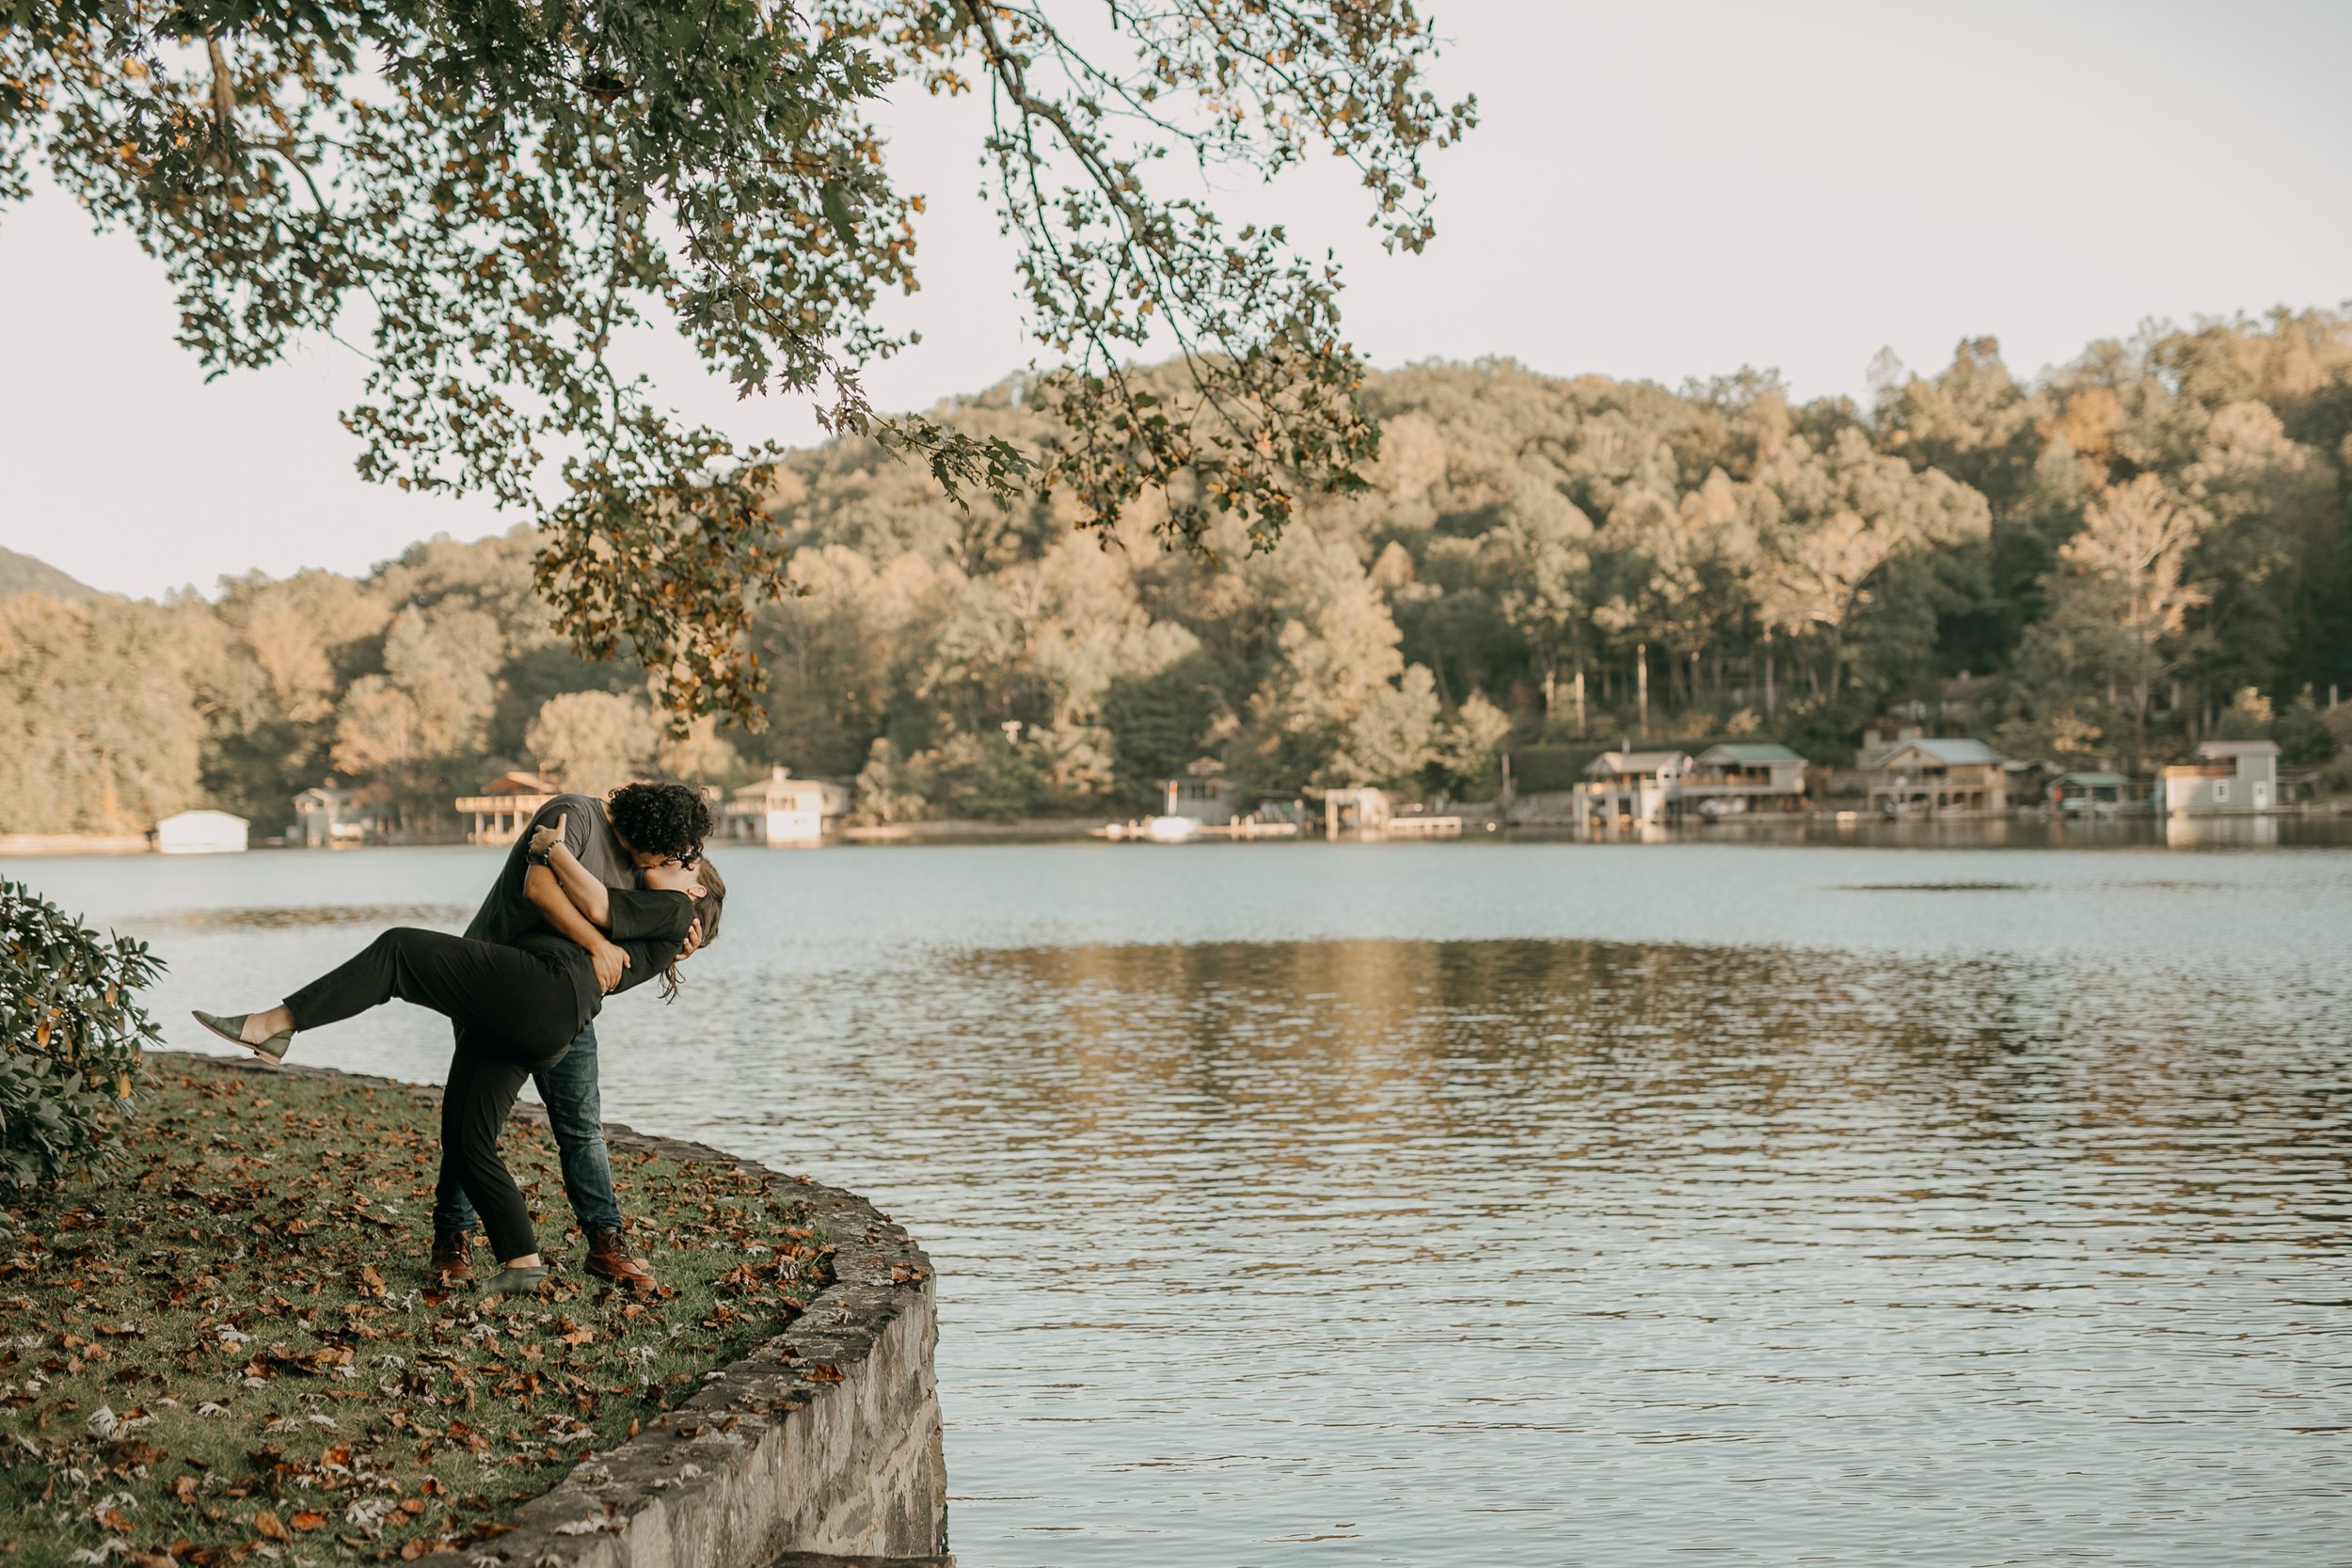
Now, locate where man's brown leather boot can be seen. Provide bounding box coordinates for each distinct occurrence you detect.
[584,1226,656,1290]
[430,1233,476,1286]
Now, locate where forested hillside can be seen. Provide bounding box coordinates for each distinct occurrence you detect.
[0,546,98,601]
[4,310,2349,836]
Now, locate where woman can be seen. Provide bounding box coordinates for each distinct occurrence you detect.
[195,828,725,1296]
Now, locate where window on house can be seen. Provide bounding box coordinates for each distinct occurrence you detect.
[2214,780,2230,803]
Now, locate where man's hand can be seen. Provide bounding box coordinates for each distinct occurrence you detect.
[677,919,703,961]
[589,938,630,993]
[529,816,567,859]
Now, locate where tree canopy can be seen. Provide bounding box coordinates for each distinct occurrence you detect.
[2,0,1474,718]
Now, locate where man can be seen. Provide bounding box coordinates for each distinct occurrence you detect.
[431,780,714,1290]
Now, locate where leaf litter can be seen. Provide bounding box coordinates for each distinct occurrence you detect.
[0,1064,832,1565]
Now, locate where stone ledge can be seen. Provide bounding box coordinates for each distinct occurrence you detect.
[157,1052,950,1567]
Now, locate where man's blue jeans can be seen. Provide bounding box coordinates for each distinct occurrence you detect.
[433,1020,622,1242]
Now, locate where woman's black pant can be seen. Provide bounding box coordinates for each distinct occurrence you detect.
[283,927,589,1261]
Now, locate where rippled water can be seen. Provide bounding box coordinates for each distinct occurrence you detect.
[15,840,2352,1565]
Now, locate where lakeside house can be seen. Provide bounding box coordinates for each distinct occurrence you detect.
[725,767,850,845]
[1869,738,2009,816]
[1574,750,1692,826]
[1855,719,1928,771]
[294,782,389,847]
[2052,770,2131,814]
[1324,787,1391,838]
[1680,742,1808,817]
[1161,757,1237,826]
[2155,739,2280,815]
[155,809,248,854]
[455,770,561,846]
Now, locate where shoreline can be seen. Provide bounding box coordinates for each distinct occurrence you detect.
[5,799,2345,859]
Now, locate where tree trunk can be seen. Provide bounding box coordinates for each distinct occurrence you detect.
[1635,642,1649,738]
[1572,669,1587,735]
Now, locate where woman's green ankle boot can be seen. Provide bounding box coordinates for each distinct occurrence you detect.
[193,1010,292,1064]
[481,1264,550,1298]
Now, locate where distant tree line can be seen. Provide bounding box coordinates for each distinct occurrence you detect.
[4,310,2350,836]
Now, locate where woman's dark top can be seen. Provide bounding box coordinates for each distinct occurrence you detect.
[511,885,696,1027]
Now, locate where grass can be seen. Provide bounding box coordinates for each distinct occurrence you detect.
[0,1058,830,1566]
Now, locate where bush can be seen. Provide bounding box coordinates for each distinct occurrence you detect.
[0,879,165,1196]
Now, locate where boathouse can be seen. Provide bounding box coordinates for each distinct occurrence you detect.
[1575,750,1692,826]
[294,782,389,847]
[2052,770,2130,813]
[726,767,850,845]
[1869,738,2008,815]
[2155,739,2279,815]
[154,809,248,854]
[455,770,561,845]
[1679,743,1808,817]
[1161,757,1237,826]
[1324,786,1391,837]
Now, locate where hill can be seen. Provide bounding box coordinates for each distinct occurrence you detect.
[0,546,100,600]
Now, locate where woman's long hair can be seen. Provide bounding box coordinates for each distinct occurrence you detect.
[658,856,725,1001]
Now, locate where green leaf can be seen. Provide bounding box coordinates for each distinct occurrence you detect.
[818,181,856,245]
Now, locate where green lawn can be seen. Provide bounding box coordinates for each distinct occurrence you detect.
[0,1058,828,1566]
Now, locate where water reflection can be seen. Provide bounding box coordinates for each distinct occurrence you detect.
[2162,814,2282,848]
[1834,880,2034,892]
[1537,812,2352,850]
[150,901,472,932]
[680,933,2352,1566]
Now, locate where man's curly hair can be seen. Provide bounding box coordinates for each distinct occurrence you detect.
[606,782,713,863]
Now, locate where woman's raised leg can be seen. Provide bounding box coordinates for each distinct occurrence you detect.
[274,927,573,1053]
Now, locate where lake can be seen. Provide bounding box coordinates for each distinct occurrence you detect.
[11,836,2352,1566]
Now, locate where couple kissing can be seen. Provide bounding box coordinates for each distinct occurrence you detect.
[195,783,724,1298]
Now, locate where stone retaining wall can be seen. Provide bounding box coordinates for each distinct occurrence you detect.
[169,1053,950,1568]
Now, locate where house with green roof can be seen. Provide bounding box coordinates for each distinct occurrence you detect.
[2052,770,2131,814]
[1679,742,1809,818]
[1870,737,2009,816]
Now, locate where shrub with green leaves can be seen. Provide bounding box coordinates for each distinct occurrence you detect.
[0,879,164,1195]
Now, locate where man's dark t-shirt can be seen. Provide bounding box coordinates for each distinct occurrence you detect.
[465,793,638,946]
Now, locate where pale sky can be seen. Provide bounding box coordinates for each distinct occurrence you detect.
[4,0,2347,599]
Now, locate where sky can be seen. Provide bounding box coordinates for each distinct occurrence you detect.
[4,0,2348,600]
